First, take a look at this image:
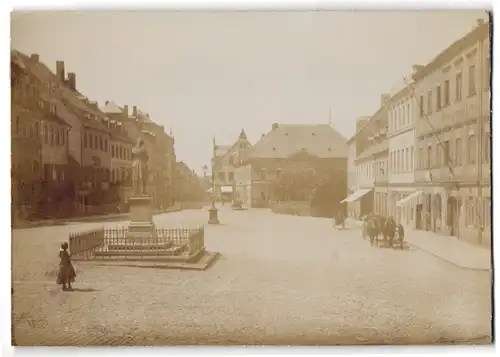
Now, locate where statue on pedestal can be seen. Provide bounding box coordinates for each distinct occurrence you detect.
[131,138,149,195]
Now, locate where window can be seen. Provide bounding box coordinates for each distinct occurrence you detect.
[466,196,476,227]
[55,129,60,145]
[94,135,98,150]
[443,140,450,167]
[44,124,48,144]
[228,172,234,181]
[468,65,477,96]
[405,148,409,171]
[419,96,424,117]
[427,90,432,114]
[427,145,432,169]
[83,132,87,148]
[104,139,108,152]
[484,131,491,163]
[484,57,491,92]
[100,137,103,151]
[436,85,441,111]
[455,138,463,166]
[444,80,450,106]
[111,145,115,158]
[61,129,65,145]
[410,147,414,170]
[419,147,424,169]
[50,127,54,145]
[406,104,410,125]
[468,134,476,164]
[436,143,441,168]
[218,172,225,182]
[456,72,463,102]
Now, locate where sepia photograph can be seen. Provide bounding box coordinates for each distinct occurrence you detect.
[9,8,493,348]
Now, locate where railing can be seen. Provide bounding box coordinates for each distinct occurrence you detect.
[69,228,105,258]
[69,226,205,259]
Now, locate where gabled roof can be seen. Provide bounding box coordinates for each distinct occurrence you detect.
[248,124,347,159]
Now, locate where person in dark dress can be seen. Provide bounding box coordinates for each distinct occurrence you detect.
[56,242,76,291]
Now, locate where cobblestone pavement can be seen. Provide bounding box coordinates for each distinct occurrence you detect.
[12,207,492,346]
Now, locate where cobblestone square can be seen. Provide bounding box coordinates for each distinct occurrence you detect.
[12,208,492,346]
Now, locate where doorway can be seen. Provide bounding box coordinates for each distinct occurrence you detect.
[416,204,423,230]
[447,197,458,236]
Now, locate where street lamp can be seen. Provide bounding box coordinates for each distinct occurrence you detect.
[203,164,219,224]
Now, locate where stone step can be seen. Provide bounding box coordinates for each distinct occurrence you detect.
[106,242,173,251]
[96,245,186,257]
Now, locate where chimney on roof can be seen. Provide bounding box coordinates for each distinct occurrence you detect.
[124,105,129,116]
[261,133,265,138]
[133,106,137,117]
[412,64,424,74]
[477,18,485,26]
[380,93,390,107]
[272,123,279,130]
[30,54,39,63]
[67,72,76,91]
[56,61,65,82]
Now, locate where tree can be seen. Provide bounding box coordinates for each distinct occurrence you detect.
[271,166,322,201]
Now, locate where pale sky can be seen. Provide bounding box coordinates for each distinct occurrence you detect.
[11,10,488,173]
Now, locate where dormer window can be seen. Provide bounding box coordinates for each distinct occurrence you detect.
[312,133,316,136]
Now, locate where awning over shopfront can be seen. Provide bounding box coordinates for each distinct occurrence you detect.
[220,186,233,193]
[340,188,372,203]
[396,190,423,207]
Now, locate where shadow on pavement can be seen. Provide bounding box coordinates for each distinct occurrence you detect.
[66,288,99,293]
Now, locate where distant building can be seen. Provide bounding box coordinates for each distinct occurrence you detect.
[235,123,347,209]
[212,129,252,202]
[174,161,206,202]
[344,96,388,219]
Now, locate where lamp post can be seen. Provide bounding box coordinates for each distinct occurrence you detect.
[203,164,219,224]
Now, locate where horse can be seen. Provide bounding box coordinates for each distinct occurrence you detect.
[363,218,379,246]
[382,217,397,248]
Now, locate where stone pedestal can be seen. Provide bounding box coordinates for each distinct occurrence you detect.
[208,206,219,225]
[127,195,157,239]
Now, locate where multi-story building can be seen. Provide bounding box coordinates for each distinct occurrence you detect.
[343,96,388,218]
[386,76,418,228]
[11,51,72,218]
[235,123,347,209]
[412,18,490,246]
[212,129,252,203]
[108,102,176,209]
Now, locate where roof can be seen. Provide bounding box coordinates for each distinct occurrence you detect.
[247,124,347,159]
[355,140,388,162]
[14,50,111,135]
[346,106,387,145]
[100,101,123,114]
[412,20,490,82]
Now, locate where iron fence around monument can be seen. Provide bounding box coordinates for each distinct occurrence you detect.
[69,226,205,259]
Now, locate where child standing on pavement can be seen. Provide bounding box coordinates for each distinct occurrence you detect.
[56,242,76,291]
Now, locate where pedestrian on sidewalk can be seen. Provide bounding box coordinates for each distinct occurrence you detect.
[56,242,76,291]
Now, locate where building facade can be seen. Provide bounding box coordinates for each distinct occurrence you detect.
[412,19,490,246]
[236,123,347,210]
[344,96,388,218]
[212,129,252,203]
[386,78,418,228]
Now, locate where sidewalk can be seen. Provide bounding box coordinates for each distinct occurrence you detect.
[346,218,491,271]
[13,205,184,229]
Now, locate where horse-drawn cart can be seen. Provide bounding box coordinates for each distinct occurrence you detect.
[362,215,405,250]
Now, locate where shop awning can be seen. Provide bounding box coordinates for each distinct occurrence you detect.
[220,186,233,193]
[340,188,372,203]
[396,190,424,207]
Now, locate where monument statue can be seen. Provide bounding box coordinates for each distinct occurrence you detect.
[131,138,149,195]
